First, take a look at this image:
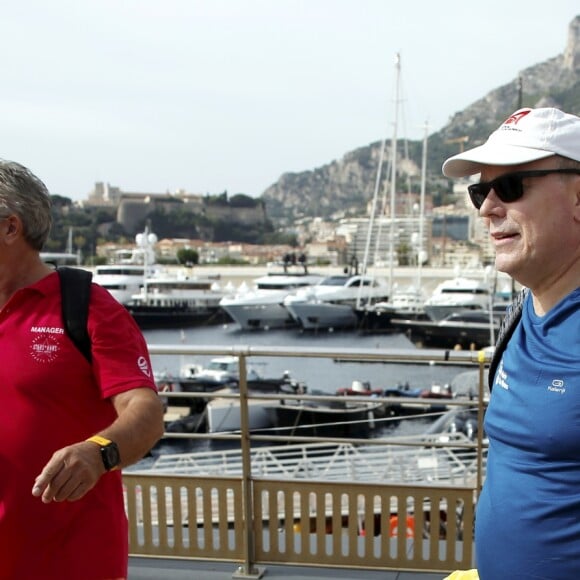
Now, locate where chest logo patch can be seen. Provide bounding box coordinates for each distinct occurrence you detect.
[31,334,60,362]
[547,379,566,394]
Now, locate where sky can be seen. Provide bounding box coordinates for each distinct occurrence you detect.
[0,1,578,201]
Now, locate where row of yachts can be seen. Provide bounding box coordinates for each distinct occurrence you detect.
[90,258,510,349]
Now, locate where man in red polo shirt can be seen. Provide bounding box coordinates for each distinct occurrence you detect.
[0,160,165,579]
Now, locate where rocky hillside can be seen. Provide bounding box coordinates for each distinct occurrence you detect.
[262,15,580,225]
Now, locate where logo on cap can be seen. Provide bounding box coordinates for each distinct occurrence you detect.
[503,109,531,126]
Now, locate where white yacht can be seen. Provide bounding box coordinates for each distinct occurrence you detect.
[423,276,493,321]
[368,285,427,316]
[283,274,390,331]
[92,229,159,305]
[92,263,151,305]
[180,356,260,385]
[125,269,227,329]
[219,269,325,330]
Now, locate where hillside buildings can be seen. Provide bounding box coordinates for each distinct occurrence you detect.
[86,180,490,270]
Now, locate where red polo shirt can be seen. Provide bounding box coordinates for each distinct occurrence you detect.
[0,271,157,579]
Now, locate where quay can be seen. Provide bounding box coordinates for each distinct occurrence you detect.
[124,343,487,579]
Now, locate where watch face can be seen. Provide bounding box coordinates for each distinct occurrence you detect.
[102,442,120,471]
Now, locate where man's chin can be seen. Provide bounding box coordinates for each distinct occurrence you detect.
[494,255,522,279]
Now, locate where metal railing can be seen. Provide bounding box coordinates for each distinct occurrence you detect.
[125,344,489,577]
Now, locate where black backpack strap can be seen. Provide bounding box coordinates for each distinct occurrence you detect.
[488,288,528,392]
[57,267,93,363]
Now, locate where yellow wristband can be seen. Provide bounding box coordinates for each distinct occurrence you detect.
[86,435,112,446]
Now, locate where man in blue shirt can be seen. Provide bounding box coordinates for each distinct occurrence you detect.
[442,107,580,579]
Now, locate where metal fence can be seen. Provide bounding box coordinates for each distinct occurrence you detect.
[125,344,489,577]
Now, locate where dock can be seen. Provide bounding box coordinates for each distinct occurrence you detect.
[138,437,483,485]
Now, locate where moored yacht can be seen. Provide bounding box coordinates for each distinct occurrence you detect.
[92,228,159,305]
[283,274,390,331]
[422,276,493,321]
[125,269,228,329]
[219,268,325,330]
[355,285,429,333]
[93,263,151,305]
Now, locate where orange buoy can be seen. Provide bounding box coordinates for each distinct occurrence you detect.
[389,515,415,538]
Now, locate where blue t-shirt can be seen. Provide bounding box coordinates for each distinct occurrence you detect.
[476,288,580,579]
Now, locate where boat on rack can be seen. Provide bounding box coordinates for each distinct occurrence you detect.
[219,266,325,330]
[283,273,390,331]
[205,378,304,433]
[268,384,385,438]
[449,368,490,402]
[382,382,454,416]
[125,270,229,329]
[159,356,305,434]
[187,356,305,434]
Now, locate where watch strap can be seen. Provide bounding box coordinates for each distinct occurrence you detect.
[86,435,120,471]
[86,434,112,447]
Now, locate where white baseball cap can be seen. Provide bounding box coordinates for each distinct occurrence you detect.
[442,107,580,178]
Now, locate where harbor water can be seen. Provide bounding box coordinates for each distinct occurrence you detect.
[143,322,467,394]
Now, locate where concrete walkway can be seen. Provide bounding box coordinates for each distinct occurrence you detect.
[129,557,448,580]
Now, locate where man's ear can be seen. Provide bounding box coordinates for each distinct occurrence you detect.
[575,179,580,222]
[2,215,22,243]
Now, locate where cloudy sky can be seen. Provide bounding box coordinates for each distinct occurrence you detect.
[0,1,577,200]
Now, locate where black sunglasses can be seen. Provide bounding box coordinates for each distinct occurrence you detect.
[467,168,580,210]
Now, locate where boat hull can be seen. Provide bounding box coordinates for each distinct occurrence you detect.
[389,317,499,349]
[270,401,383,437]
[206,396,280,433]
[220,302,296,330]
[355,308,430,334]
[285,301,358,331]
[423,303,486,322]
[125,304,230,329]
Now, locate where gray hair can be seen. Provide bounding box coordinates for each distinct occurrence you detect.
[0,160,52,250]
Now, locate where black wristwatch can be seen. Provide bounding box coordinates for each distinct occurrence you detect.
[86,435,121,471]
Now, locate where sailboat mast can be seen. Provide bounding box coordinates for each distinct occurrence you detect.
[356,54,396,309]
[418,121,428,289]
[360,140,385,279]
[388,52,401,297]
[356,136,383,309]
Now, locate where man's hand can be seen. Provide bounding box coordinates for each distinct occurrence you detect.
[31,442,105,503]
